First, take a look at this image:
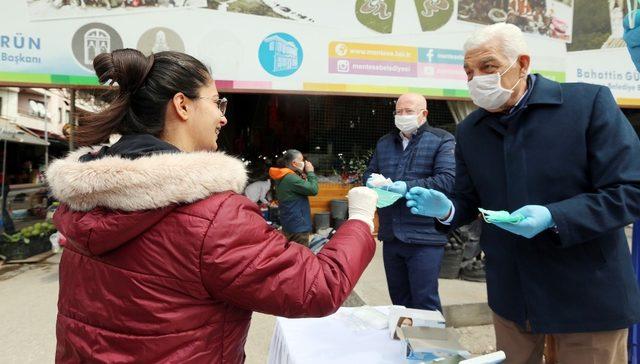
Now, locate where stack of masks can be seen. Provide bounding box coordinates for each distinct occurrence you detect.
[367,173,404,208]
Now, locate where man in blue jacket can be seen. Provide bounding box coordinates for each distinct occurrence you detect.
[363,93,455,311]
[406,23,640,363]
[625,8,640,364]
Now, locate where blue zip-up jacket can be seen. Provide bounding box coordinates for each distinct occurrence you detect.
[364,123,455,245]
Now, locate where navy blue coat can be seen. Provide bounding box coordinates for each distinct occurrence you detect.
[446,75,640,333]
[364,123,455,245]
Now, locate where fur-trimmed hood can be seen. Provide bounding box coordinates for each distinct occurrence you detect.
[46,147,248,212]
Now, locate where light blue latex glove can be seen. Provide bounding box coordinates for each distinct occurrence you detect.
[492,205,555,239]
[405,187,453,220]
[386,181,407,195]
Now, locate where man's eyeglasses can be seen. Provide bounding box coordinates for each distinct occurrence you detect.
[199,96,228,116]
[393,108,423,116]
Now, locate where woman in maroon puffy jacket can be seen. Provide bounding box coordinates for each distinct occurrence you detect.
[46,49,378,363]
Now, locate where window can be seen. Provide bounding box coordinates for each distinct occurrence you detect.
[28,99,46,119]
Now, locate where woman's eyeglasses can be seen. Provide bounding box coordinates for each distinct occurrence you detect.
[198,96,228,116]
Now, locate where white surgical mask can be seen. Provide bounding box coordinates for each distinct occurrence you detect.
[394,114,420,134]
[468,58,523,111]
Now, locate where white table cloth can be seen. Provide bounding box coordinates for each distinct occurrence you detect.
[267,306,403,364]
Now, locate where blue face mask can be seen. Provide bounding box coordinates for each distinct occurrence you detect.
[624,2,640,72]
[371,187,404,208]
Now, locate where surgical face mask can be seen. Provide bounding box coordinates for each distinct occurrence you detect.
[467,58,523,111]
[371,187,404,208]
[478,208,525,224]
[394,114,420,134]
[294,161,304,171]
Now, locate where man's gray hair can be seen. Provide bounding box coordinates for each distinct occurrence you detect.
[463,23,530,62]
[282,149,302,168]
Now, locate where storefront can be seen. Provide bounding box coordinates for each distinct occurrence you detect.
[2,0,638,203]
[1,1,639,357]
[214,93,455,221]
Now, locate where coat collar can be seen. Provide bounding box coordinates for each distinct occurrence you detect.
[46,147,248,212]
[526,73,564,106]
[471,74,564,125]
[80,134,180,161]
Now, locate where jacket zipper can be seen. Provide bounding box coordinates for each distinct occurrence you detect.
[524,303,533,332]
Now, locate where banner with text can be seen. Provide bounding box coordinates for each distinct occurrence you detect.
[1,0,636,105]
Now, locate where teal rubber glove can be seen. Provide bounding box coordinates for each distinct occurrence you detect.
[386,181,407,195]
[405,187,453,220]
[492,205,555,239]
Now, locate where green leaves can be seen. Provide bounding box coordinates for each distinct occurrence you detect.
[3,222,56,244]
[335,150,374,183]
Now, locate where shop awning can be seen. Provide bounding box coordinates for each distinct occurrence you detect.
[26,127,66,142]
[0,118,49,146]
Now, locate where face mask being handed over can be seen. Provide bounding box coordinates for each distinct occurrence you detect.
[394,114,421,134]
[468,58,524,111]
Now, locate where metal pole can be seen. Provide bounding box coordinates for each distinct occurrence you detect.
[1,140,7,215]
[631,222,639,364]
[69,89,76,151]
[44,91,49,168]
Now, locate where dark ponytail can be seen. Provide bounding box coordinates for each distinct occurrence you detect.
[75,49,211,147]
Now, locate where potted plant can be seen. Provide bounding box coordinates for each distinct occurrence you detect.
[334,150,374,185]
[1,221,57,261]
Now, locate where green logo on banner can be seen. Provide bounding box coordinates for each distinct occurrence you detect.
[356,0,396,34]
[415,0,454,31]
[356,0,453,34]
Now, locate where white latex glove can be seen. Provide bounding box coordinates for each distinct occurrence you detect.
[347,187,378,233]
